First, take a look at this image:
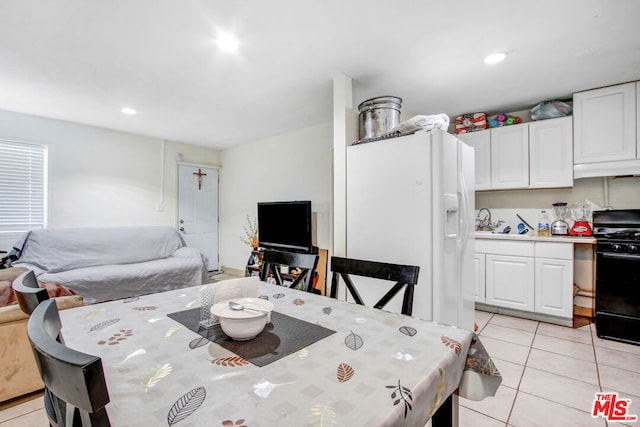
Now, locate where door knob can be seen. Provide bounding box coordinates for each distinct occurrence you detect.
[179,227,185,232]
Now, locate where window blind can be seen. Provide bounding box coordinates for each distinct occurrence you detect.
[0,140,47,233]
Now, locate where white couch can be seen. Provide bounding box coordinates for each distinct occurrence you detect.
[14,226,209,304]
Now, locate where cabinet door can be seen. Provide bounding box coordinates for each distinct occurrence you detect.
[473,253,486,302]
[535,257,573,318]
[490,124,529,189]
[637,82,640,158]
[485,254,535,311]
[458,131,491,190]
[574,82,636,163]
[529,117,573,188]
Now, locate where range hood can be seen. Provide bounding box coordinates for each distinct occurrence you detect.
[574,159,640,179]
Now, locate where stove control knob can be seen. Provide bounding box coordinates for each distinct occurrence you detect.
[611,244,622,252]
[629,245,639,253]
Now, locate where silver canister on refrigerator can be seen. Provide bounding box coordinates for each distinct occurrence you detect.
[357,96,402,140]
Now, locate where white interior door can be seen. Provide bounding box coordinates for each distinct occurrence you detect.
[178,165,219,271]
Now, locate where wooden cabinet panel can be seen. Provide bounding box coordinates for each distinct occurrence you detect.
[574,82,636,164]
[476,240,575,322]
[458,131,491,190]
[490,124,530,189]
[535,257,573,317]
[529,117,573,188]
[473,253,486,302]
[458,117,573,190]
[485,254,535,312]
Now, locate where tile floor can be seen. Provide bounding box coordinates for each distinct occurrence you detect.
[1,311,639,426]
[460,311,640,427]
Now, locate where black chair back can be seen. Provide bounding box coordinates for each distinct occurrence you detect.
[28,299,111,426]
[259,250,319,293]
[330,256,420,316]
[12,270,49,315]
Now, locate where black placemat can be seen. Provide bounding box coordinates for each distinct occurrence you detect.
[167,308,336,367]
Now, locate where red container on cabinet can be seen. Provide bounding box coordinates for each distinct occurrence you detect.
[455,113,487,134]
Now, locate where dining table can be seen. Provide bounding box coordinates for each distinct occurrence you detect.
[59,278,500,427]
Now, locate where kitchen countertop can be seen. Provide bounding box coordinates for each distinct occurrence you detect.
[474,232,596,244]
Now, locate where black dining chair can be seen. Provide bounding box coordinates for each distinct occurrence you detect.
[27,299,111,427]
[12,269,49,316]
[259,249,320,293]
[12,269,66,346]
[329,256,420,316]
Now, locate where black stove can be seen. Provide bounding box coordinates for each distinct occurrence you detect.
[595,234,640,255]
[598,231,640,241]
[593,209,640,346]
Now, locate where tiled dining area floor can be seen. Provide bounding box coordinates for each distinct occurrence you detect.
[459,311,640,427]
[1,310,639,426]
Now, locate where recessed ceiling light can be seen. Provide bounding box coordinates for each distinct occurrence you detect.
[484,52,507,64]
[121,107,136,115]
[216,33,239,53]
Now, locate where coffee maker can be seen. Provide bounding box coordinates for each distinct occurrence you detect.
[570,204,593,236]
[551,202,569,235]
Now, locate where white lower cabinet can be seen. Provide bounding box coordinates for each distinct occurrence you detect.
[473,253,486,302]
[534,258,573,317]
[476,240,574,321]
[534,242,574,318]
[485,254,535,311]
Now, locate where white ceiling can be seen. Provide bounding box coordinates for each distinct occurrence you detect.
[1,1,639,149]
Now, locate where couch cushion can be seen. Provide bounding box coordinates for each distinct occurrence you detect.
[0,279,77,308]
[0,267,29,282]
[0,281,12,307]
[16,227,185,273]
[0,294,84,323]
[37,250,206,304]
[0,294,83,403]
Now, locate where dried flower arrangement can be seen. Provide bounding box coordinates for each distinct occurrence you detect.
[240,215,259,249]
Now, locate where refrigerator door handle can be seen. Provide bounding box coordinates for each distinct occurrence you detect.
[458,171,471,254]
[444,193,459,239]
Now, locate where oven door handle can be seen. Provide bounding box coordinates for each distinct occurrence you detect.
[600,252,640,261]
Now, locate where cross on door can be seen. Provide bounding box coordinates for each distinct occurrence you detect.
[193,168,207,190]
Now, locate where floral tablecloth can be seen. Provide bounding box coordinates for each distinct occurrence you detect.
[60,281,499,426]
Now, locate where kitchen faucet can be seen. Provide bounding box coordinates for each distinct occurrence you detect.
[476,208,493,231]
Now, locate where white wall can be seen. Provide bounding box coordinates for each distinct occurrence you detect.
[476,176,640,211]
[219,122,332,271]
[0,108,220,251]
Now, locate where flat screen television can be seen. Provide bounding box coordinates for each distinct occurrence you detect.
[257,201,313,253]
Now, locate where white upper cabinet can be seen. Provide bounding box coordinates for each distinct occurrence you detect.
[529,117,573,188]
[457,131,491,190]
[574,82,637,164]
[490,124,529,189]
[637,82,640,157]
[457,118,573,190]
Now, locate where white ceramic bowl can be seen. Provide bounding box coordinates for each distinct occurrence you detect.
[210,297,274,341]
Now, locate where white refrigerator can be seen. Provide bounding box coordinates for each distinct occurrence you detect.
[346,130,475,330]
